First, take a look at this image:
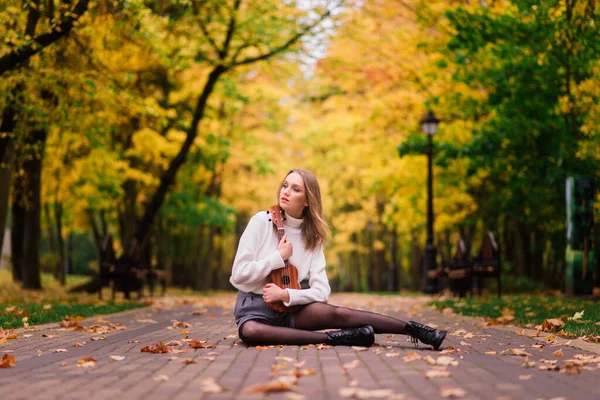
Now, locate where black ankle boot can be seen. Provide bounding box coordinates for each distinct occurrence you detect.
[325,325,375,347]
[405,321,446,350]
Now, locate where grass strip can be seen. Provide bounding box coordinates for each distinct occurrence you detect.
[429,295,600,337]
[1,301,144,329]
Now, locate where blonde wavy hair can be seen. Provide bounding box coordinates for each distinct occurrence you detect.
[277,169,328,251]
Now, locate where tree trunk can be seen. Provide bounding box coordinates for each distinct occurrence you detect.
[44,203,58,279]
[20,127,47,289]
[66,233,73,276]
[532,227,545,283]
[0,91,19,259]
[132,65,227,252]
[10,189,25,282]
[193,224,205,290]
[410,233,422,291]
[55,201,65,285]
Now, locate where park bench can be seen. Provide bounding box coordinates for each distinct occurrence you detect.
[471,231,502,298]
[443,237,473,297]
[98,236,166,300]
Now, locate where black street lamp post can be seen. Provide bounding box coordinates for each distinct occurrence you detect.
[420,111,440,294]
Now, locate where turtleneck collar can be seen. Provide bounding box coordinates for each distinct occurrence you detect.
[284,213,303,230]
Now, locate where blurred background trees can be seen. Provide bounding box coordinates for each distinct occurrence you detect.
[1,0,598,293]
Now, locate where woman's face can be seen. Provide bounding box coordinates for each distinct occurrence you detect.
[279,172,308,219]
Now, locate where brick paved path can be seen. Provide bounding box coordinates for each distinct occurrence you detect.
[1,293,599,400]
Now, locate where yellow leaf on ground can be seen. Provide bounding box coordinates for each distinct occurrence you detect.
[109,355,125,361]
[77,357,97,368]
[351,346,368,351]
[518,375,532,380]
[243,377,299,394]
[439,387,467,398]
[552,349,564,358]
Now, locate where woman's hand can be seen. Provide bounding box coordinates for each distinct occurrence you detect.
[263,283,290,303]
[277,234,293,261]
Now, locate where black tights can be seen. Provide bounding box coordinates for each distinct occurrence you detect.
[239,302,408,345]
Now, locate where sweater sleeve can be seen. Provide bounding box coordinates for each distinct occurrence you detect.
[283,246,331,306]
[230,213,285,286]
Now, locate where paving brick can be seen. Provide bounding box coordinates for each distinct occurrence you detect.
[2,294,600,399]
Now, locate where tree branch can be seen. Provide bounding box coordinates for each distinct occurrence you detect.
[218,0,242,60]
[0,0,90,76]
[232,9,332,67]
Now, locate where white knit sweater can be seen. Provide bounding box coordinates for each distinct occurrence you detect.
[229,211,331,307]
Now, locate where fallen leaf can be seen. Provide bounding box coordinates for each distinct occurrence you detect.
[276,356,296,362]
[0,354,15,368]
[136,319,157,323]
[204,356,216,361]
[425,367,452,378]
[351,346,368,351]
[23,334,33,338]
[90,336,107,341]
[521,357,536,368]
[180,358,197,364]
[440,346,458,355]
[77,357,97,368]
[243,376,299,394]
[439,386,467,398]
[180,330,189,335]
[42,334,60,338]
[424,356,436,365]
[518,375,532,380]
[339,387,396,398]
[563,362,584,375]
[53,349,68,353]
[141,341,169,354]
[485,351,497,355]
[436,356,459,367]
[73,343,84,347]
[173,321,192,328]
[460,341,470,347]
[342,360,360,370]
[295,368,316,377]
[501,348,531,357]
[402,352,421,362]
[552,349,564,358]
[109,355,125,361]
[153,374,169,382]
[571,310,584,320]
[538,319,565,332]
[581,335,600,343]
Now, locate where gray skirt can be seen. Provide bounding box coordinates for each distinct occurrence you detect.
[234,291,302,335]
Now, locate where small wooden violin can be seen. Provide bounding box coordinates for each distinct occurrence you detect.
[266,205,301,312]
